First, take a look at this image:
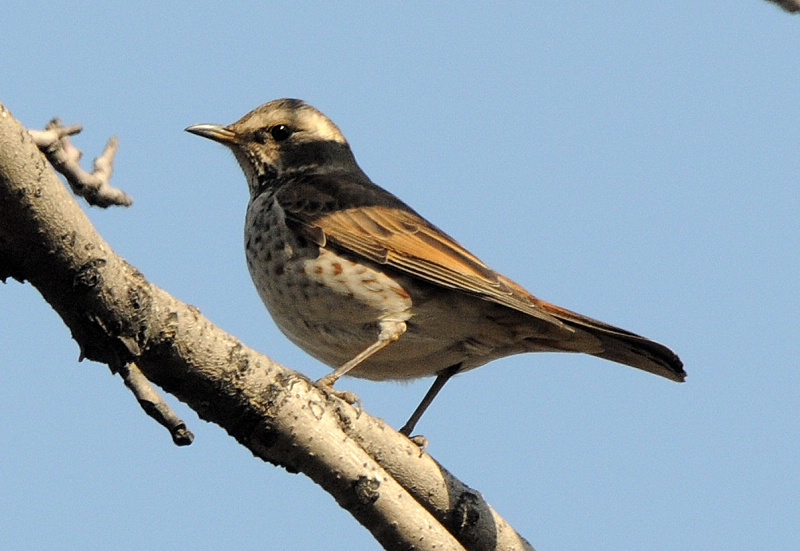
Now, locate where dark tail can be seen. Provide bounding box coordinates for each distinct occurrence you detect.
[539,302,685,382]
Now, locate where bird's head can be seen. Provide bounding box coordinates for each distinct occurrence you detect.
[187,98,352,195]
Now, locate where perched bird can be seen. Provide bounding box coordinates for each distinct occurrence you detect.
[186,99,685,435]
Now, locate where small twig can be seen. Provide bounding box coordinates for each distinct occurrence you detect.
[118,362,194,446]
[29,119,133,207]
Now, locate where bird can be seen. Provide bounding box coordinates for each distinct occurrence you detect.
[186,98,685,435]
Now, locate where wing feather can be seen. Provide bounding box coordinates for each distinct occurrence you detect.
[294,204,566,327]
[276,177,685,382]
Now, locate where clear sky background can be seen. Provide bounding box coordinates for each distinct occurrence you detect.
[2,3,799,550]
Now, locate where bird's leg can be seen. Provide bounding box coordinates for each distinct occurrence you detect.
[316,321,407,388]
[399,363,460,436]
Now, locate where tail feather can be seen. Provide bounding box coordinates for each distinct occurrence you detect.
[539,302,685,382]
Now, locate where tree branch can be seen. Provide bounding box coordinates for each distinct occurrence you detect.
[119,361,195,445]
[0,101,534,551]
[29,118,132,207]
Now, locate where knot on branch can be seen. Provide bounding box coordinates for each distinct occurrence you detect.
[354,475,381,504]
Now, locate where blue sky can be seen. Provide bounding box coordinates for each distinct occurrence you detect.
[2,3,799,550]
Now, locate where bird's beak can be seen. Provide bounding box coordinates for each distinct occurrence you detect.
[185,123,239,145]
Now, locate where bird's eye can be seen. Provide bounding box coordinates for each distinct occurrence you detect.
[269,124,293,141]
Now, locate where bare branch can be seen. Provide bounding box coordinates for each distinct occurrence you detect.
[119,361,194,445]
[0,101,534,551]
[29,118,133,207]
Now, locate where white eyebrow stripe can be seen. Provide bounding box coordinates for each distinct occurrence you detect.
[295,108,348,144]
